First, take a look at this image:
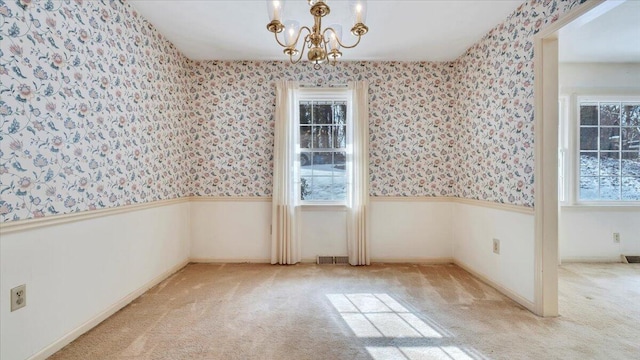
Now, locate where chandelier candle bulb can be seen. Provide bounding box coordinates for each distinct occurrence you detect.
[285,20,300,46]
[350,0,367,25]
[328,24,342,51]
[268,0,284,22]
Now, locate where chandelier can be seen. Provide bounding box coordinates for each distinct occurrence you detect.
[266,0,369,69]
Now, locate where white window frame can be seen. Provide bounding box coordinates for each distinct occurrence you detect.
[558,96,570,205]
[294,87,353,207]
[572,95,640,205]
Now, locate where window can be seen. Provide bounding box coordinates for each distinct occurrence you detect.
[295,90,351,204]
[577,99,640,202]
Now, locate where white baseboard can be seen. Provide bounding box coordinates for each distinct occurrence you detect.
[453,259,536,314]
[302,257,454,264]
[189,258,271,264]
[28,259,190,360]
[560,256,623,263]
[371,257,454,264]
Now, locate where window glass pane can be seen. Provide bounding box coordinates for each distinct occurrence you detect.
[580,104,598,125]
[300,102,312,125]
[312,152,332,168]
[301,177,312,200]
[599,177,620,200]
[312,126,331,149]
[334,102,347,124]
[622,152,640,177]
[579,176,599,200]
[599,127,619,151]
[599,103,620,126]
[599,152,619,176]
[622,177,640,200]
[300,126,312,148]
[580,127,598,150]
[580,152,598,177]
[332,176,347,200]
[334,151,346,170]
[300,152,312,170]
[621,127,640,150]
[306,176,333,200]
[622,104,640,126]
[332,126,347,148]
[313,102,333,124]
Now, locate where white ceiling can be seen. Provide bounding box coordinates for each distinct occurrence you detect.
[129,0,524,62]
[559,0,640,63]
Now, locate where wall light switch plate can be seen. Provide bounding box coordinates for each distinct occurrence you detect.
[11,284,26,312]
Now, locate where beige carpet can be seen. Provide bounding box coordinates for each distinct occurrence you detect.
[49,263,640,359]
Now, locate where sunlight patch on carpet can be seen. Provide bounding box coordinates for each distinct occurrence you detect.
[328,293,482,359]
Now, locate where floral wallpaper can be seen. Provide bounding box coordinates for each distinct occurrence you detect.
[0,0,191,222]
[1,0,591,222]
[452,0,588,207]
[187,61,457,198]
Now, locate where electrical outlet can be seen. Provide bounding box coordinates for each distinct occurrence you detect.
[613,232,620,243]
[11,284,26,312]
[493,238,500,254]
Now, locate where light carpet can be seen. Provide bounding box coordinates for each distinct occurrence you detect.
[49,263,640,359]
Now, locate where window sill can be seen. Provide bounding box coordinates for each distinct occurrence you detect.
[561,204,640,211]
[299,204,348,212]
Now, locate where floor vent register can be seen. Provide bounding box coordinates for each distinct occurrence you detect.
[317,256,350,265]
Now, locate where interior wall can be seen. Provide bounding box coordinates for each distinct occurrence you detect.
[0,0,192,223]
[560,208,640,261]
[370,200,453,262]
[186,60,457,198]
[558,62,640,261]
[0,1,192,359]
[559,62,640,91]
[452,203,535,304]
[189,199,454,263]
[0,201,191,360]
[189,200,272,262]
[185,60,459,264]
[449,0,589,304]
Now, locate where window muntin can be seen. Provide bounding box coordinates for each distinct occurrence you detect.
[297,98,350,203]
[578,100,640,201]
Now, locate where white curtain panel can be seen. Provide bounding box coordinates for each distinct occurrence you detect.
[347,80,371,266]
[271,80,301,265]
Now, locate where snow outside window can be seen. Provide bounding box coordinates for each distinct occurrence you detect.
[577,99,640,202]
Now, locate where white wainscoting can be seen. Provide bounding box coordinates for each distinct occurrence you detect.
[0,196,538,360]
[452,201,536,308]
[560,206,640,262]
[189,198,272,263]
[0,200,191,360]
[370,198,454,263]
[189,197,456,263]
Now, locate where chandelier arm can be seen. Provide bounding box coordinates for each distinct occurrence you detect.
[273,31,290,48]
[321,27,363,49]
[290,34,309,64]
[334,34,362,49]
[275,26,313,49]
[297,26,313,48]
